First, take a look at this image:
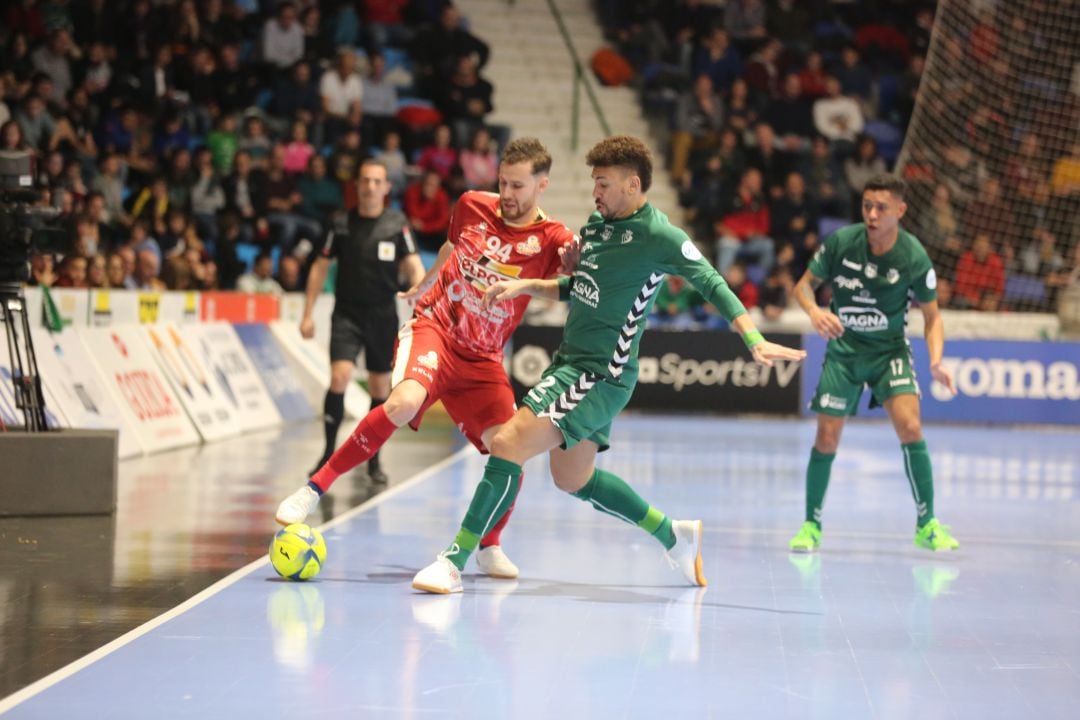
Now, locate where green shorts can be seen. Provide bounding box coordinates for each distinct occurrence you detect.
[521,362,632,451]
[811,346,920,416]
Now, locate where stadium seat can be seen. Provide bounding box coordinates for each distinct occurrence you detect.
[819,216,848,238]
[875,73,899,123]
[1004,274,1046,304]
[235,243,281,274]
[864,120,903,164]
[746,264,767,286]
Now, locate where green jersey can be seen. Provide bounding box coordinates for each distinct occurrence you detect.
[809,223,937,358]
[556,202,746,383]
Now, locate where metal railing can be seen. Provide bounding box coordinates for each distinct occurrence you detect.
[543,0,611,149]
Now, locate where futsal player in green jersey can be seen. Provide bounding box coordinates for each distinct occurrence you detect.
[789,173,961,553]
[413,136,807,594]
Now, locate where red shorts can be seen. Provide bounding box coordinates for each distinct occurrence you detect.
[391,317,515,452]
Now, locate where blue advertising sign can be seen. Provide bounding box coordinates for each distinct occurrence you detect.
[233,323,314,423]
[802,335,1080,425]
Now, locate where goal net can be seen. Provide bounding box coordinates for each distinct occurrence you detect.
[896,0,1080,320]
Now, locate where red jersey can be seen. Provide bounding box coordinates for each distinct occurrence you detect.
[415,191,574,356]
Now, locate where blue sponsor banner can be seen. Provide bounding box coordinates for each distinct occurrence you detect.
[802,335,1080,425]
[233,323,314,422]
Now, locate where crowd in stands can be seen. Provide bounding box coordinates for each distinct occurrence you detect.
[1,0,505,295]
[593,0,1080,326]
[4,0,1079,324]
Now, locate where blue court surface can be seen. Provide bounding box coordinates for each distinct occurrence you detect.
[2,416,1078,719]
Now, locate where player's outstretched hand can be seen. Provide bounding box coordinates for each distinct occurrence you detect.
[750,340,808,368]
[483,279,529,308]
[299,317,315,339]
[558,238,582,274]
[930,361,956,396]
[810,309,845,340]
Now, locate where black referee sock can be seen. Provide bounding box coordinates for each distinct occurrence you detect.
[321,391,345,459]
[367,397,386,475]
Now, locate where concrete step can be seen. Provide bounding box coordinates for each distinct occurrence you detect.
[458,0,678,222]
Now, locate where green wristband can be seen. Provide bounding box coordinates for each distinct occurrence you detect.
[742,330,765,349]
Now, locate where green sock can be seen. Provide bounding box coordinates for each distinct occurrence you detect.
[902,440,935,528]
[444,456,522,570]
[806,448,835,529]
[572,469,675,549]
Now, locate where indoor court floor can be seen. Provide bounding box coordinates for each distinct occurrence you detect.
[1,415,1078,719]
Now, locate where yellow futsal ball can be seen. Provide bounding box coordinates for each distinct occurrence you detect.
[270,524,327,581]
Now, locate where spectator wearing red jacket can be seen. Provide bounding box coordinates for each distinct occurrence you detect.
[954,232,1005,310]
[715,167,774,272]
[404,170,450,253]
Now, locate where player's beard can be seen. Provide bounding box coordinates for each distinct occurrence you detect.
[500,196,535,224]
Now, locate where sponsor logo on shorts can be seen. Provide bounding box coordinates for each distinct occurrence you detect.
[516,235,542,255]
[890,377,912,387]
[838,306,888,332]
[418,351,439,370]
[842,258,862,271]
[834,275,863,291]
[818,392,848,410]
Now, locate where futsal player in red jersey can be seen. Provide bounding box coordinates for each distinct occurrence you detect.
[276,137,577,579]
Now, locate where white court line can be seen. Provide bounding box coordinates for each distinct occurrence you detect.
[0,446,473,715]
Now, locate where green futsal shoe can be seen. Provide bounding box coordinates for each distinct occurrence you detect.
[914,519,960,551]
[788,521,821,553]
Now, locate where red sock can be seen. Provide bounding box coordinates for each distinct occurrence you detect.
[311,405,398,492]
[480,473,523,547]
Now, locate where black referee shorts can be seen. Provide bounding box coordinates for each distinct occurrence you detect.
[328,307,399,373]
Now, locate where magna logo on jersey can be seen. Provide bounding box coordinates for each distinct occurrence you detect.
[571,271,600,308]
[838,306,888,331]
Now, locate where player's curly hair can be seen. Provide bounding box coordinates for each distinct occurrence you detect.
[585,135,653,193]
[500,137,552,175]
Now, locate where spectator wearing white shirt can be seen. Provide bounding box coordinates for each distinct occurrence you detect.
[320,48,363,144]
[237,251,284,295]
[361,52,398,146]
[813,76,864,147]
[263,2,305,72]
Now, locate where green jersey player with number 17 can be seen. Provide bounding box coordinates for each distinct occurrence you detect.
[789,173,960,554]
[411,135,807,594]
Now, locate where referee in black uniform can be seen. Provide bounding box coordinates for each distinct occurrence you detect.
[301,158,424,483]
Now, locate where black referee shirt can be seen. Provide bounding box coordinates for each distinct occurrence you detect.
[319,208,417,315]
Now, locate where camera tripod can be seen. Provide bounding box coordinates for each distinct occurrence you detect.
[1,280,47,431]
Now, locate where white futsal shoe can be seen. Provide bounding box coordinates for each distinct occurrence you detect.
[412,553,464,594]
[665,520,707,587]
[475,545,519,579]
[275,485,320,526]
